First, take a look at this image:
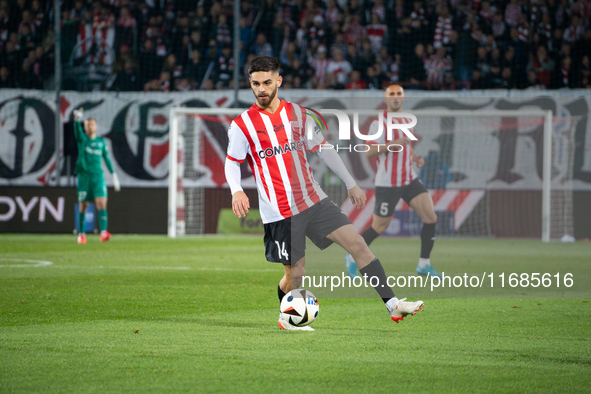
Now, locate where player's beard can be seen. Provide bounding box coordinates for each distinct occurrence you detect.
[255,85,278,108]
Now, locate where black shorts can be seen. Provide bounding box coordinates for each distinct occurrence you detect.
[263,198,351,265]
[374,178,428,217]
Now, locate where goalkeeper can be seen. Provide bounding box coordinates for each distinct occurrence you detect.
[72,109,120,244]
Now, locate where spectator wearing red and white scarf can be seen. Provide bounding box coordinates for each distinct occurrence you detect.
[537,13,552,40]
[308,15,328,46]
[214,14,232,46]
[518,16,530,42]
[504,0,521,28]
[410,0,426,28]
[529,0,539,25]
[434,7,453,49]
[372,0,386,23]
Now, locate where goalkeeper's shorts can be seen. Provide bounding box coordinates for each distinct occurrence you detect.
[76,172,107,202]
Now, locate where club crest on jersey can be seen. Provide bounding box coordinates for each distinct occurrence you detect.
[258,141,305,159]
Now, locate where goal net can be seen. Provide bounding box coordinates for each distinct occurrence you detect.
[168,106,571,242]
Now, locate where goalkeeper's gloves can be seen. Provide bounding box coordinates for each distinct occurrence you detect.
[73,108,83,121]
[112,173,121,192]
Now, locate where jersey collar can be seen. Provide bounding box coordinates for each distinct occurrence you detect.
[250,98,285,117]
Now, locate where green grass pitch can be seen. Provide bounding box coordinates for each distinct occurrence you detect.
[1,234,590,393]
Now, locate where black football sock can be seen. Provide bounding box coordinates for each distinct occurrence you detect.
[420,223,436,259]
[361,226,380,247]
[359,258,395,303]
[278,284,286,304]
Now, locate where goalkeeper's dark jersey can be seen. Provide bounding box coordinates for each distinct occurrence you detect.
[74,121,114,175]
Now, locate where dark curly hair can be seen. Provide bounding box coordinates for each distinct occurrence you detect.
[248,56,280,75]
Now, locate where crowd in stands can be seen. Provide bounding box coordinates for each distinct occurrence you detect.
[0,0,590,91]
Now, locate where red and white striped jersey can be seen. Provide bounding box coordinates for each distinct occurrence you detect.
[425,55,452,83]
[368,112,417,187]
[226,99,328,224]
[77,21,115,65]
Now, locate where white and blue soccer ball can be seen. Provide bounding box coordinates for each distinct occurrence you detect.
[280,289,319,326]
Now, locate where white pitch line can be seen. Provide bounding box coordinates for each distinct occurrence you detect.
[49,265,278,272]
[50,265,191,270]
[0,258,53,268]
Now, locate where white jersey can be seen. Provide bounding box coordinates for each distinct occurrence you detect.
[226,99,328,224]
[368,112,417,187]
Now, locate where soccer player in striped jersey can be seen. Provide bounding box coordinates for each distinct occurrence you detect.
[225,57,423,330]
[344,84,442,279]
[72,109,120,244]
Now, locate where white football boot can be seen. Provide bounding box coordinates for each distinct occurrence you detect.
[278,314,315,331]
[388,298,424,323]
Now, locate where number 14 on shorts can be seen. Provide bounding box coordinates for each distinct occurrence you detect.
[275,241,289,260]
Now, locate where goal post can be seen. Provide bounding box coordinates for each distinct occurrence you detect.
[168,107,244,238]
[168,107,559,241]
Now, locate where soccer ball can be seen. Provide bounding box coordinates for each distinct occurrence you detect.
[280,289,319,326]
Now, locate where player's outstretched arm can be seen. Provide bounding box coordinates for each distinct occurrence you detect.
[72,109,86,142]
[225,159,249,218]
